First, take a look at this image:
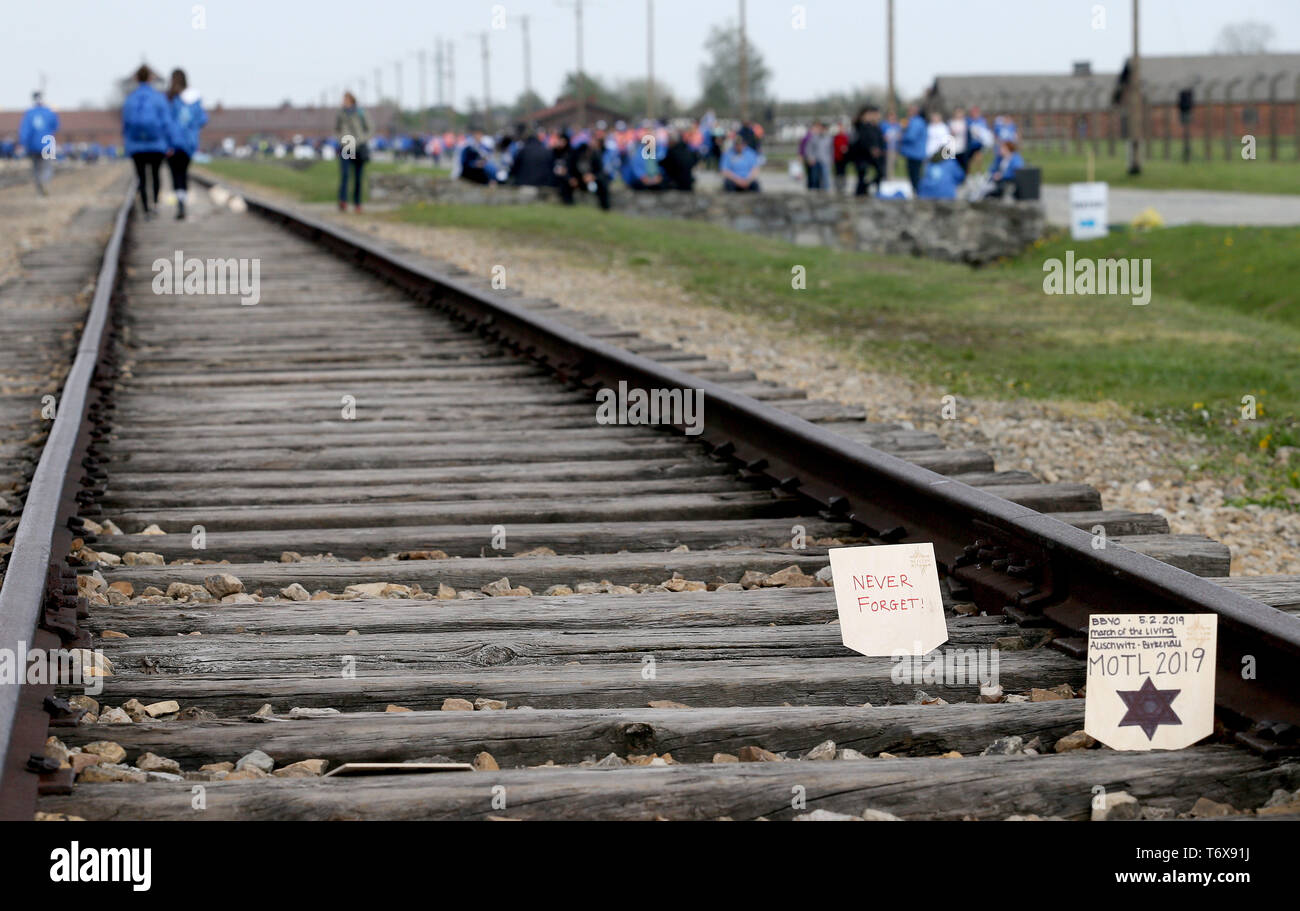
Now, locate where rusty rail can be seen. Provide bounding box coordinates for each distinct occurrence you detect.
[0,182,135,819]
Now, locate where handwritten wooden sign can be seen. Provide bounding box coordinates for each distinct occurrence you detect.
[828,543,949,656]
[1084,613,1217,751]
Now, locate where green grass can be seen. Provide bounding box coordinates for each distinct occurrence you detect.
[1025,143,1300,195]
[1021,225,1300,324]
[389,202,1300,503]
[201,158,1300,504]
[202,158,448,203]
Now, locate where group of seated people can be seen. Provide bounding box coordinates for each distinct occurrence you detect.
[453,117,771,205]
[453,109,1027,205]
[901,107,1026,200]
[913,137,1025,200]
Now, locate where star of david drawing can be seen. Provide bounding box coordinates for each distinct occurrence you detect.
[1116,677,1182,740]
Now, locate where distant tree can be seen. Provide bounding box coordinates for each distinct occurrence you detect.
[611,78,680,120]
[696,21,771,116]
[777,85,890,121]
[558,71,621,110]
[510,89,547,120]
[1212,21,1276,54]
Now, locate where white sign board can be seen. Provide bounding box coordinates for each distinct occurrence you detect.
[1084,613,1217,751]
[1069,182,1109,240]
[828,543,948,657]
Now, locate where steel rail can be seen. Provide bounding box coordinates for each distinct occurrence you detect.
[198,175,1300,745]
[0,182,135,818]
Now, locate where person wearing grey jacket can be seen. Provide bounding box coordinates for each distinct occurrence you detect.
[335,92,372,211]
[802,122,834,191]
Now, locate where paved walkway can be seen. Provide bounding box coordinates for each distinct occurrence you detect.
[1040,184,1300,227]
[695,169,1299,227]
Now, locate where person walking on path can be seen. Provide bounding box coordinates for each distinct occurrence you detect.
[19,91,59,196]
[121,66,171,218]
[335,91,372,212]
[165,69,206,220]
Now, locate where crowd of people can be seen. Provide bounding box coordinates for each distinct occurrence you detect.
[800,104,1027,201]
[443,111,769,209]
[437,101,1028,208]
[9,79,1029,214]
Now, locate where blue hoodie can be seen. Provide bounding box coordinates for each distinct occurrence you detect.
[122,83,172,155]
[720,144,760,180]
[19,104,59,156]
[899,114,927,161]
[168,88,208,155]
[917,158,965,199]
[990,151,1024,182]
[621,149,662,185]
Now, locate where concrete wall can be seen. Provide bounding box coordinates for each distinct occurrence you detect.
[370,174,1046,265]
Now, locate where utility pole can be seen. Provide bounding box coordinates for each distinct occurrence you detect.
[394,60,404,115]
[577,0,586,127]
[374,67,382,105]
[1128,0,1142,174]
[738,0,749,122]
[647,0,655,120]
[448,42,456,116]
[417,50,427,115]
[886,0,895,117]
[467,32,491,129]
[482,33,492,129]
[435,39,445,110]
[558,0,587,126]
[522,15,533,97]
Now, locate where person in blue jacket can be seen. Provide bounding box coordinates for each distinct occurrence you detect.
[917,151,965,200]
[620,136,666,190]
[121,65,172,218]
[719,132,761,192]
[19,92,59,195]
[985,140,1025,198]
[898,103,928,194]
[165,69,207,220]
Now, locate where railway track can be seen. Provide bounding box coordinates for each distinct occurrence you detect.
[4,176,1300,821]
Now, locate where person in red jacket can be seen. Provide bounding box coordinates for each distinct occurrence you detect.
[832,121,850,195]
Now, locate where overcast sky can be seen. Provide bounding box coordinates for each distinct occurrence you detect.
[6,0,1300,110]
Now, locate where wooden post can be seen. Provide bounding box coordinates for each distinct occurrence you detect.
[1127,0,1141,174]
[739,0,749,122]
